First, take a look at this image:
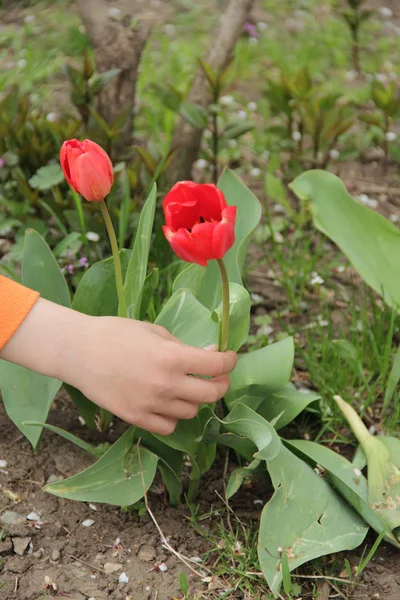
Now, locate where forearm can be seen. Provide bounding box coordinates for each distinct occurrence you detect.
[0,297,88,382]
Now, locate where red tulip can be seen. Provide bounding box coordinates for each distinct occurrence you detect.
[60,139,114,202]
[162,182,236,266]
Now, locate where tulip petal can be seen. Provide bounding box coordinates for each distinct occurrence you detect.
[162,226,209,266]
[195,184,226,222]
[70,152,113,202]
[165,200,199,232]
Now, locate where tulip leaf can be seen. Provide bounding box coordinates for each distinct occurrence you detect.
[155,288,218,348]
[124,183,157,319]
[227,458,261,499]
[258,443,368,594]
[0,230,70,449]
[173,263,205,295]
[224,338,294,410]
[257,384,320,430]
[212,282,251,351]
[72,250,131,316]
[286,439,400,547]
[45,428,158,505]
[290,170,400,309]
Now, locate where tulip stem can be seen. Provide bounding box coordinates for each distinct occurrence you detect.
[99,200,127,318]
[217,258,230,352]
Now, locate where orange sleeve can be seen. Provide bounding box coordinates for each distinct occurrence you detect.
[0,276,40,350]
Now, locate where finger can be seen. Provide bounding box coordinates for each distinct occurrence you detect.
[131,413,178,436]
[178,374,231,404]
[155,399,199,420]
[178,347,237,377]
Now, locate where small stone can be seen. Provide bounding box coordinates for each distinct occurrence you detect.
[1,511,25,525]
[27,511,41,522]
[51,549,61,561]
[103,562,122,574]
[158,563,168,572]
[138,544,156,562]
[119,572,129,584]
[0,460,7,468]
[13,536,31,556]
[82,519,95,527]
[46,475,60,484]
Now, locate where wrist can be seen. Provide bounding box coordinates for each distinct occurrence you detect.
[0,298,90,382]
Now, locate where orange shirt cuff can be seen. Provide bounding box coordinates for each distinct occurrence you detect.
[0,276,40,350]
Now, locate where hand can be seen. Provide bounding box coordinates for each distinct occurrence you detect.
[1,299,237,435]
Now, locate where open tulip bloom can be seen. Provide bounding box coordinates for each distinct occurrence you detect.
[162,181,237,351]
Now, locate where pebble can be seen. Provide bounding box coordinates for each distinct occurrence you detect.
[1,511,25,525]
[12,536,31,556]
[0,460,7,468]
[51,549,61,561]
[82,519,95,527]
[46,474,60,484]
[119,572,129,584]
[103,562,122,574]
[138,544,156,562]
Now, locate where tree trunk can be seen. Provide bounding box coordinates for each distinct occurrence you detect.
[76,0,150,154]
[169,0,255,182]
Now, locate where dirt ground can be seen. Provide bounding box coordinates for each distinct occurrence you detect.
[0,396,399,600]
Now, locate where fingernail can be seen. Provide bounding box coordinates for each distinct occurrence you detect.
[203,344,218,351]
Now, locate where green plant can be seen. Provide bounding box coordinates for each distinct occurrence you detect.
[359,79,400,164]
[337,0,374,73]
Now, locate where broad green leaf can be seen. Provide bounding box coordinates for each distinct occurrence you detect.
[0,230,70,448]
[45,428,158,505]
[137,268,159,321]
[227,458,261,499]
[72,250,131,316]
[132,428,183,506]
[196,170,262,309]
[223,403,281,462]
[290,170,400,309]
[124,183,157,319]
[88,68,121,95]
[172,263,205,295]
[29,164,64,190]
[0,366,61,450]
[257,384,320,430]
[22,421,102,457]
[212,283,251,351]
[155,288,217,348]
[63,385,97,430]
[223,121,254,139]
[179,102,209,128]
[258,445,368,594]
[22,229,70,307]
[225,338,294,409]
[286,439,400,547]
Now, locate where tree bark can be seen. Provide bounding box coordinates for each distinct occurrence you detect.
[76,0,150,154]
[169,0,254,182]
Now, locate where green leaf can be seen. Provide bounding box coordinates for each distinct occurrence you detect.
[137,268,159,321]
[124,183,157,319]
[0,366,62,450]
[257,383,320,430]
[198,59,217,87]
[150,82,182,112]
[45,428,158,505]
[290,170,400,309]
[29,163,64,190]
[0,230,71,448]
[53,232,83,258]
[286,439,400,547]
[179,102,209,128]
[212,283,251,351]
[227,458,261,499]
[172,263,205,295]
[155,288,217,348]
[72,250,131,316]
[22,229,70,307]
[88,68,121,95]
[22,421,100,456]
[223,121,254,139]
[225,338,294,410]
[258,444,368,594]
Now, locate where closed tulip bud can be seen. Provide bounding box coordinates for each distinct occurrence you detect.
[60,139,114,202]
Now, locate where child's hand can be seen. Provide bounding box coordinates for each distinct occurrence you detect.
[1,299,237,435]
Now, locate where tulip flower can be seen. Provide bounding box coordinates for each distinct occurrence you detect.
[60,139,126,320]
[60,139,114,202]
[162,182,237,351]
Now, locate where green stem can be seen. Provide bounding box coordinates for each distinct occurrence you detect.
[217,258,230,352]
[99,200,127,318]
